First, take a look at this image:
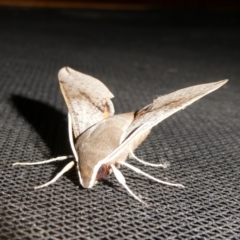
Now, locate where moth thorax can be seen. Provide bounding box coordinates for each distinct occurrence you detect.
[96,164,109,181]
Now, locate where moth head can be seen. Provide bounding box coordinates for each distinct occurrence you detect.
[77,157,113,188]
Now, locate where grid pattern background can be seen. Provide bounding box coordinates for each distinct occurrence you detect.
[0,7,240,239]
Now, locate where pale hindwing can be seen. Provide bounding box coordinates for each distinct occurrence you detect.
[101,79,228,164]
[58,67,115,138]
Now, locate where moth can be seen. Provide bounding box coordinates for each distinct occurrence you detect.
[14,67,228,204]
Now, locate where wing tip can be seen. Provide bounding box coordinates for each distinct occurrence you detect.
[58,67,76,83]
[58,66,71,75]
[58,67,115,99]
[198,79,228,92]
[211,79,228,90]
[218,79,228,85]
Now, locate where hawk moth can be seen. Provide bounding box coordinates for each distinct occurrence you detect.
[14,67,228,204]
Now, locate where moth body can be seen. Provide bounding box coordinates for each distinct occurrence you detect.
[75,112,145,188]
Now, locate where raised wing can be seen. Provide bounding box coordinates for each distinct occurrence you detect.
[99,79,228,166]
[58,67,115,138]
[122,79,228,141]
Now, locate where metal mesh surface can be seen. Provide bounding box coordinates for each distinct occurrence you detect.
[0,8,240,239]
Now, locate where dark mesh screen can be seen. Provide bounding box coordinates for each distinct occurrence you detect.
[0,8,240,239]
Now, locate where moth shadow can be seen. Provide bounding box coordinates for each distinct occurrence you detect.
[11,95,80,187]
[11,94,70,156]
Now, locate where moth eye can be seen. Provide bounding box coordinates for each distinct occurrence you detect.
[96,164,109,181]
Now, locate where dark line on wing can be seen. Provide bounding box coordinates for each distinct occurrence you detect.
[65,67,70,73]
[80,91,104,113]
[135,97,182,117]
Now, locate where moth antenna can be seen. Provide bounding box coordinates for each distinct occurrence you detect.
[34,161,75,189]
[13,155,74,166]
[68,113,79,162]
[111,164,147,205]
[119,161,184,188]
[129,150,170,168]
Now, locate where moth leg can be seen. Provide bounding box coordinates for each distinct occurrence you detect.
[13,155,74,166]
[111,164,147,205]
[34,160,75,189]
[119,161,184,188]
[129,150,170,168]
